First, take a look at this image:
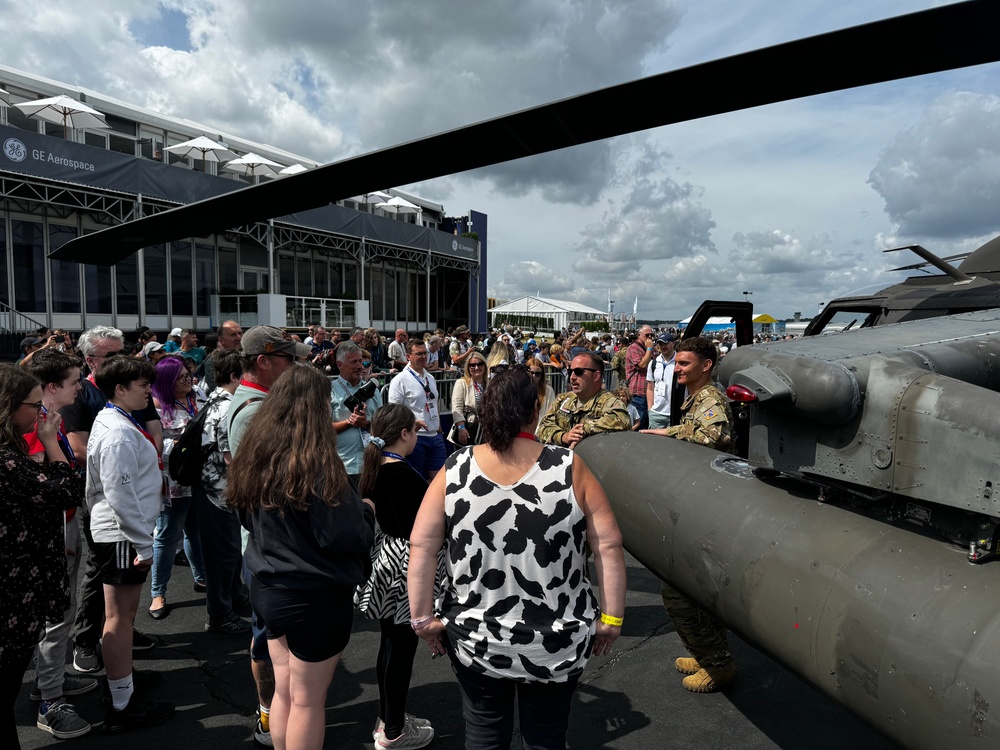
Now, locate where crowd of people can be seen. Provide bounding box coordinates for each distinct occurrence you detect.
[3,317,746,750]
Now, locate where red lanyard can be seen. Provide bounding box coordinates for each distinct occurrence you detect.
[239,379,269,394]
[175,394,197,417]
[105,403,163,470]
[516,431,539,442]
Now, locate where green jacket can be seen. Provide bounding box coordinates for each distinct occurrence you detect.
[665,382,733,451]
[537,389,631,446]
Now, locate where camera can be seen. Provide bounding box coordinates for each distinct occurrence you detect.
[344,379,378,411]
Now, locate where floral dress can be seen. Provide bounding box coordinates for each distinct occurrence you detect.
[0,445,82,663]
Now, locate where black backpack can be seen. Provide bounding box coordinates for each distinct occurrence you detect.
[167,396,221,488]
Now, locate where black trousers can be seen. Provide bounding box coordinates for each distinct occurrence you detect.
[377,620,419,739]
[72,508,104,649]
[2,643,35,750]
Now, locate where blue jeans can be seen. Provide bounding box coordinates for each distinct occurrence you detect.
[449,652,579,750]
[630,395,649,430]
[150,494,206,598]
[194,487,245,618]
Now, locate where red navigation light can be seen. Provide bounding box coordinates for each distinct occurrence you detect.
[726,384,758,402]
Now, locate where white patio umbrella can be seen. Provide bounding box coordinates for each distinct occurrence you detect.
[374,196,421,216]
[223,152,283,178]
[350,189,392,208]
[264,162,309,179]
[0,88,10,106]
[164,136,238,163]
[14,94,110,138]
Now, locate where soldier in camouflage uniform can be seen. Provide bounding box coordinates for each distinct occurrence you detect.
[641,336,736,693]
[537,352,631,449]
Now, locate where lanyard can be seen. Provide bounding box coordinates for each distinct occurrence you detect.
[408,368,434,401]
[472,380,484,402]
[516,431,539,442]
[105,402,163,470]
[40,405,77,470]
[175,394,197,417]
[239,379,270,394]
[381,451,407,461]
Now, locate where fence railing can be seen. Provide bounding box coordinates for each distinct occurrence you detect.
[0,300,47,336]
[286,297,356,330]
[216,295,260,328]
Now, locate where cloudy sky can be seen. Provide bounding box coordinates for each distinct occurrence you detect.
[4,0,1000,321]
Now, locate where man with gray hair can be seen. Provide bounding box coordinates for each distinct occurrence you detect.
[330,341,383,490]
[61,325,162,674]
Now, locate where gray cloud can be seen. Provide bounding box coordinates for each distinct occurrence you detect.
[869,91,1000,239]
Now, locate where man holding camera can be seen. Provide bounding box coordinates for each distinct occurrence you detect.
[331,341,384,491]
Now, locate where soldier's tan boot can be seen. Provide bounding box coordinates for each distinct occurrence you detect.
[674,657,701,675]
[682,663,736,693]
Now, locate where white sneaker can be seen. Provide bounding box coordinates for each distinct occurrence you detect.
[372,714,432,741]
[374,717,434,749]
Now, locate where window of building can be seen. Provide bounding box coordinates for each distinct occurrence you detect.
[330,262,342,297]
[109,133,136,156]
[140,129,164,161]
[171,240,193,315]
[219,246,238,290]
[344,264,357,298]
[3,100,37,132]
[84,132,107,149]
[195,242,215,315]
[241,246,268,267]
[314,258,328,298]
[44,121,66,140]
[116,253,139,314]
[144,245,168,315]
[297,254,312,297]
[49,224,81,313]
[279,255,295,295]
[0,218,7,306]
[370,266,384,321]
[85,264,113,314]
[11,220,46,313]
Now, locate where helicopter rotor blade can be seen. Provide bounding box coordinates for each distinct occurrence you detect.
[51,0,1000,265]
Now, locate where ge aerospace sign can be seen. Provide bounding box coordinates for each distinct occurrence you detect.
[3,138,27,162]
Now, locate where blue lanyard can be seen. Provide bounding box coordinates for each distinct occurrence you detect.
[40,405,77,469]
[381,451,406,461]
[175,394,197,417]
[105,403,163,469]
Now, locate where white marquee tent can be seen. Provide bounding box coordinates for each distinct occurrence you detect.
[488,295,606,331]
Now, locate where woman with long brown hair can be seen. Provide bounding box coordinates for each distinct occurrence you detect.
[356,403,437,749]
[228,366,375,750]
[450,350,487,446]
[525,356,555,421]
[0,365,81,748]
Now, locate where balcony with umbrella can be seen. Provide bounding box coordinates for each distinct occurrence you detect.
[164,136,238,170]
[223,152,283,181]
[13,94,110,139]
[375,195,422,223]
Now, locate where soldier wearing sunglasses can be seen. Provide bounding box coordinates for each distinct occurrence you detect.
[537,352,630,449]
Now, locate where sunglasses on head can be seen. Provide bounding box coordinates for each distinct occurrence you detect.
[570,367,600,377]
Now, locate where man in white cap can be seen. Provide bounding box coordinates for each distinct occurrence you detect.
[162,328,183,353]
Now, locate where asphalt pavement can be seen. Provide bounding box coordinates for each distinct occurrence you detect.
[16,552,898,749]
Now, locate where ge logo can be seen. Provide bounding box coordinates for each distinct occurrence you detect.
[452,240,458,251]
[3,138,26,162]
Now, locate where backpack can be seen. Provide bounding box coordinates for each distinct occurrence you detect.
[167,396,223,488]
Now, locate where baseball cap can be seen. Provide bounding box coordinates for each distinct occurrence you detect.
[241,325,312,358]
[656,333,678,345]
[19,336,39,352]
[169,327,183,337]
[453,325,470,336]
[527,339,537,345]
[142,341,165,357]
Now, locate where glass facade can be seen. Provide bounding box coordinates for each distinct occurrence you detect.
[11,220,46,313]
[195,243,215,315]
[170,240,193,315]
[144,245,168,315]
[49,224,81,313]
[116,254,139,315]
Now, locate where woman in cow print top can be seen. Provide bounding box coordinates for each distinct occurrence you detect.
[408,367,626,749]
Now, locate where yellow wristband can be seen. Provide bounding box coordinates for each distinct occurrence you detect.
[600,612,623,627]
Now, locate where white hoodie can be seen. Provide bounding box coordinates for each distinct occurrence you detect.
[85,407,164,560]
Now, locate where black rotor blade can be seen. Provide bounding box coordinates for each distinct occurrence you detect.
[53,0,1000,265]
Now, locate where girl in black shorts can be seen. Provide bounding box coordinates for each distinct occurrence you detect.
[228,366,375,750]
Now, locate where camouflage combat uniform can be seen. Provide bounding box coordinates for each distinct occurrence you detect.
[661,381,735,670]
[536,389,631,446]
[664,382,733,451]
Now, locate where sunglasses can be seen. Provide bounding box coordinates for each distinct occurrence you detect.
[468,362,485,369]
[362,361,371,367]
[570,367,600,377]
[529,370,544,378]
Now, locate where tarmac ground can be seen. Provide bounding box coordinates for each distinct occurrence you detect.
[16,551,898,749]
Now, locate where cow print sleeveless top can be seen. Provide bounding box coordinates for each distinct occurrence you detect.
[441,444,597,683]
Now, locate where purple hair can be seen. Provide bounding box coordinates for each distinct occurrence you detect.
[152,356,187,419]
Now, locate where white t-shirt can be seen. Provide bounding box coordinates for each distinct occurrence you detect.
[388,365,440,434]
[646,354,675,415]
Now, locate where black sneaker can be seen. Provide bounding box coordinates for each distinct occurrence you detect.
[132,629,157,652]
[103,692,174,733]
[205,612,251,634]
[73,645,102,674]
[37,699,92,739]
[30,674,99,701]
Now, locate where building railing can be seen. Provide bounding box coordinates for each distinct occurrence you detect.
[0,300,47,336]
[285,296,356,330]
[216,295,260,328]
